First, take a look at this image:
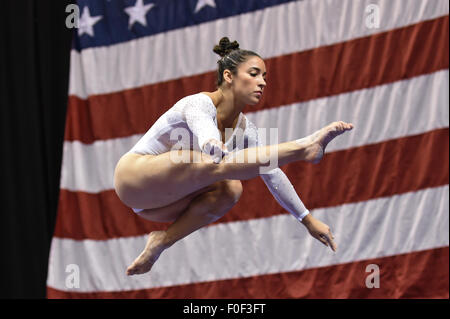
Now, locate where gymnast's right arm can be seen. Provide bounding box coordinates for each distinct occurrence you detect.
[184,96,229,163]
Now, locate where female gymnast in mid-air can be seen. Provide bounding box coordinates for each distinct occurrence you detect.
[114,37,354,276]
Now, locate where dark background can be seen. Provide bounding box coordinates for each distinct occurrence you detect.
[0,0,75,298]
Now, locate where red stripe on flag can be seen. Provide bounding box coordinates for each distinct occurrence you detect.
[47,246,449,298]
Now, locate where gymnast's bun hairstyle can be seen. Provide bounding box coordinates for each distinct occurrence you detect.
[213,37,261,87]
[213,37,240,57]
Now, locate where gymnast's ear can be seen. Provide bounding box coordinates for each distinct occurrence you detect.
[223,68,233,84]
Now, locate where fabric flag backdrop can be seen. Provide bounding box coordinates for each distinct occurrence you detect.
[46,0,449,298]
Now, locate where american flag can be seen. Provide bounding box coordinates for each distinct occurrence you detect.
[47,0,449,298]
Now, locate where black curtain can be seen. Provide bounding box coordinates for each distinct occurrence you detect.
[0,0,74,298]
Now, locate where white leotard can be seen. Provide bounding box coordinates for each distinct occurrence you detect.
[127,93,241,156]
[127,93,310,221]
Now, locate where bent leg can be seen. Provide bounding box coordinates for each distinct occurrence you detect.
[126,179,242,276]
[163,179,243,247]
[135,184,216,223]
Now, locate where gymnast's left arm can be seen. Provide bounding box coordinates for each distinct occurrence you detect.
[244,118,337,252]
[260,169,337,252]
[259,168,309,222]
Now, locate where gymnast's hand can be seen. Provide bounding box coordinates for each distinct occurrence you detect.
[203,138,229,163]
[302,214,337,252]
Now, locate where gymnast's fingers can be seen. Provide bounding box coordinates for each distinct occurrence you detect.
[317,234,329,247]
[322,232,337,252]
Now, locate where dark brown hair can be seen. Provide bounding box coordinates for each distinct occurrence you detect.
[213,37,261,87]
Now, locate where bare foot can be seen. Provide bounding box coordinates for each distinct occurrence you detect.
[126,231,168,276]
[301,121,354,164]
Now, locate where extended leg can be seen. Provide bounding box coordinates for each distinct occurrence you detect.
[125,121,354,209]
[216,121,354,180]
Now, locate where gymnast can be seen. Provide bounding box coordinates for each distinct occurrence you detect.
[113,37,354,276]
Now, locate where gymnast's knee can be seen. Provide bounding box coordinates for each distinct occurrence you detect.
[215,179,243,207]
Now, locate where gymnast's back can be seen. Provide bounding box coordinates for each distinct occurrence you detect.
[126,92,251,156]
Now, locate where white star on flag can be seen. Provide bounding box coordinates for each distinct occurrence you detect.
[78,6,103,37]
[194,0,216,13]
[124,0,155,29]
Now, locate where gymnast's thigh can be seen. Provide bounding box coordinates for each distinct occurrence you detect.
[113,150,222,210]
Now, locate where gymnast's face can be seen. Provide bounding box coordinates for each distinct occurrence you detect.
[227,56,267,105]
